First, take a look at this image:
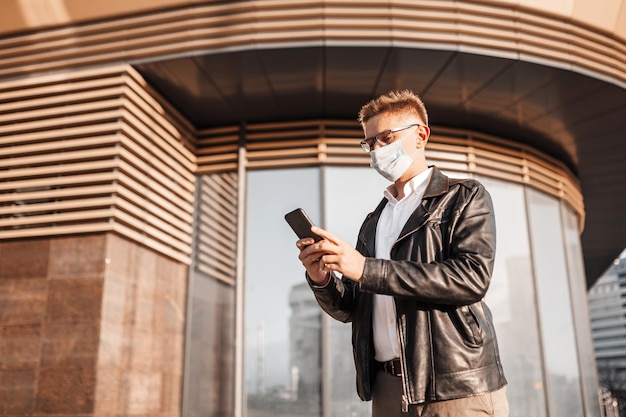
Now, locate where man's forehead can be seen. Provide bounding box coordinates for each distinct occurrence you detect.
[365,112,413,131]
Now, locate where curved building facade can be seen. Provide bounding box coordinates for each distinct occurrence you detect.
[1,1,625,417]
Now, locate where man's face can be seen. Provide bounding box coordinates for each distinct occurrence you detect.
[363,112,419,154]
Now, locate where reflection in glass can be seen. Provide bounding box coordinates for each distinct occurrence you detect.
[242,166,593,417]
[185,274,236,417]
[245,168,321,417]
[562,205,601,417]
[527,189,584,417]
[323,166,389,417]
[477,176,547,417]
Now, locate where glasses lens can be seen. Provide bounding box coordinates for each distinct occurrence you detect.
[376,131,394,146]
[360,139,372,152]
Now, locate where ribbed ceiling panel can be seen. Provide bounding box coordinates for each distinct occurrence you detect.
[0,1,624,88]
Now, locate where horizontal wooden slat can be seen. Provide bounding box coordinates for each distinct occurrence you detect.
[0,123,124,146]
[0,67,196,265]
[193,173,239,286]
[0,208,114,228]
[0,223,114,239]
[0,184,117,204]
[112,223,191,265]
[0,196,116,216]
[0,136,121,159]
[196,119,584,230]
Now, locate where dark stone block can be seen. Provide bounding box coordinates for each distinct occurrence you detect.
[0,279,47,325]
[35,366,96,414]
[0,239,50,280]
[45,279,103,323]
[0,323,42,368]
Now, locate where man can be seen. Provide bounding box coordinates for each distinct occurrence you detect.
[296,90,508,416]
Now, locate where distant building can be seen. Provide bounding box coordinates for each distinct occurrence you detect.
[288,282,321,405]
[589,255,626,412]
[589,257,626,369]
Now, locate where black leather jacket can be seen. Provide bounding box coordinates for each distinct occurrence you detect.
[309,167,507,409]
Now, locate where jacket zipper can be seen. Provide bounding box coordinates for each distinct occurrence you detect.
[427,310,435,401]
[396,312,411,412]
[390,237,412,413]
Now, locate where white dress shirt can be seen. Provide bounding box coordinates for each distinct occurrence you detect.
[373,167,433,362]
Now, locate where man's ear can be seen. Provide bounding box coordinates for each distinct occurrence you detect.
[417,125,430,147]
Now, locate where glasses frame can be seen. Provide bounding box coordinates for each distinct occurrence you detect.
[360,123,421,153]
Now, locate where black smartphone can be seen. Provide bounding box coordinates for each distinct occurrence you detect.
[284,208,322,242]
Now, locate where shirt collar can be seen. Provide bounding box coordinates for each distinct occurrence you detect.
[383,167,433,203]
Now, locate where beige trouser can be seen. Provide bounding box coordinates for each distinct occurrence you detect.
[372,370,509,417]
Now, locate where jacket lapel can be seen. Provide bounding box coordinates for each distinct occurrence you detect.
[396,167,450,242]
[358,166,451,253]
[358,197,387,257]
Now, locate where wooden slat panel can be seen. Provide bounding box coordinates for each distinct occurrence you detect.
[0,147,119,169]
[0,66,196,265]
[112,223,191,265]
[0,123,124,146]
[0,208,115,228]
[196,120,584,229]
[0,223,114,239]
[0,184,117,204]
[0,196,116,216]
[193,173,238,287]
[0,136,121,159]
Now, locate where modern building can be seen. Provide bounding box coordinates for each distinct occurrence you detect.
[1,1,625,417]
[589,256,626,398]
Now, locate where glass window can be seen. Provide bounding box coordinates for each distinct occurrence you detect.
[562,205,601,417]
[322,166,389,417]
[241,166,593,417]
[245,168,322,417]
[477,176,547,416]
[184,274,235,417]
[527,189,584,417]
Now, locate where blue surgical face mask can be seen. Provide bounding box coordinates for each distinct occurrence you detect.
[369,136,416,182]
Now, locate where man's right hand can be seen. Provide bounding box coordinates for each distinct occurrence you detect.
[297,237,331,286]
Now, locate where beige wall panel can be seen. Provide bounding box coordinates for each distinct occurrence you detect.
[614,0,626,38]
[520,0,575,17]
[0,0,625,46]
[0,0,196,35]
[572,0,623,32]
[0,1,623,86]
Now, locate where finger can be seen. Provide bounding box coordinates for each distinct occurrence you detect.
[311,226,341,245]
[296,237,316,250]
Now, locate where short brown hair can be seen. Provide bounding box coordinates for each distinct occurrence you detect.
[358,90,429,128]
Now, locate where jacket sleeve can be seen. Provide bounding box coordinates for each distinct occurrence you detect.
[359,182,496,306]
[306,272,358,323]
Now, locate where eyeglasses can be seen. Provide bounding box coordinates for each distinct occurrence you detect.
[360,124,420,153]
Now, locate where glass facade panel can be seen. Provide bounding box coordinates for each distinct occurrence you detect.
[477,176,547,417]
[245,168,322,417]
[562,205,601,417]
[184,274,236,417]
[322,166,390,417]
[240,165,593,417]
[527,189,584,417]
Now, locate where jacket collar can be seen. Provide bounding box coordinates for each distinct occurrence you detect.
[358,166,450,255]
[422,166,449,199]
